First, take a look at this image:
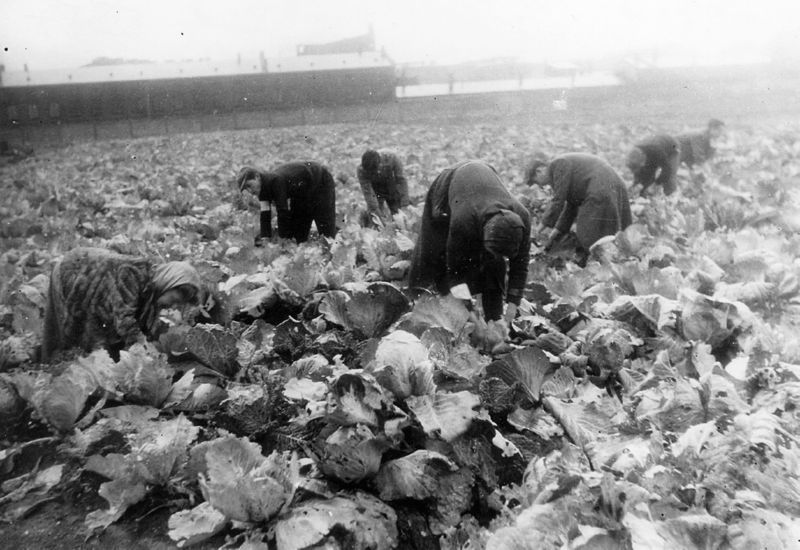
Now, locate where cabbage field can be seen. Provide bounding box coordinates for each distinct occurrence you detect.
[1,117,800,549]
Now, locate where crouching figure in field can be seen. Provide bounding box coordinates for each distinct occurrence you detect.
[41,247,203,362]
[626,134,680,195]
[357,149,410,224]
[676,118,725,168]
[527,153,632,265]
[409,160,531,340]
[236,160,337,244]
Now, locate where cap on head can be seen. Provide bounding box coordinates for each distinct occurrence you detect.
[361,149,380,172]
[236,167,259,193]
[708,118,725,130]
[484,209,525,258]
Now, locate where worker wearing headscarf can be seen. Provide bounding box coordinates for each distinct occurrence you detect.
[530,153,632,259]
[626,134,680,195]
[41,248,203,362]
[237,160,337,243]
[357,149,409,222]
[409,160,531,323]
[676,118,725,167]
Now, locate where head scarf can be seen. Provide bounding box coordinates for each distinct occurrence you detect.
[152,261,202,300]
[483,209,525,258]
[136,261,202,337]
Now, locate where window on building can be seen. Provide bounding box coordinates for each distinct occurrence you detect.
[28,104,38,119]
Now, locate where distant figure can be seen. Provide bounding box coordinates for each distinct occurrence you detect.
[357,149,409,223]
[42,248,203,362]
[400,67,408,97]
[552,90,568,111]
[528,153,632,264]
[409,160,531,325]
[626,134,680,195]
[237,161,337,244]
[676,119,725,167]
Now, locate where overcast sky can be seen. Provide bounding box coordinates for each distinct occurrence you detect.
[1,0,799,71]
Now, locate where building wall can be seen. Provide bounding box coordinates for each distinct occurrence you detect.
[0,66,397,127]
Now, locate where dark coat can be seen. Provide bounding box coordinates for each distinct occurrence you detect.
[259,161,337,241]
[42,248,157,362]
[676,131,714,166]
[541,153,632,249]
[357,151,409,217]
[629,134,680,194]
[409,161,531,310]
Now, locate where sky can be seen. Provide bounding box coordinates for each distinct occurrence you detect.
[1,0,799,72]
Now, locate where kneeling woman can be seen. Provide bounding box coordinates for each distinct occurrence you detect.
[41,247,203,362]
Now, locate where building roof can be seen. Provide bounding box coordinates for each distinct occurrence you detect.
[2,52,392,87]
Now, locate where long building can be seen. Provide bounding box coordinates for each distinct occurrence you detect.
[0,49,396,127]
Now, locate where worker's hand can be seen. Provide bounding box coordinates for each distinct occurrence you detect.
[468,312,511,353]
[487,319,510,344]
[198,291,216,320]
[543,229,561,252]
[368,211,386,228]
[533,224,550,248]
[468,311,488,349]
[503,303,518,325]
